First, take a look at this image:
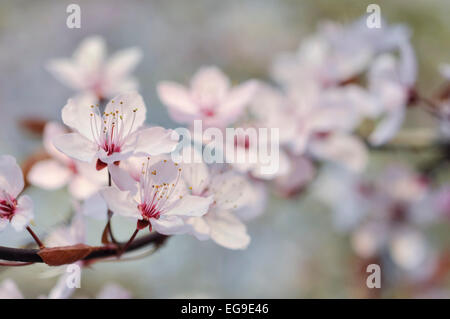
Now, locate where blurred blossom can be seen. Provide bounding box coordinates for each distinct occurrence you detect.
[47,36,142,99]
[271,17,410,88]
[273,153,315,198]
[28,120,107,200]
[157,66,258,129]
[317,164,436,272]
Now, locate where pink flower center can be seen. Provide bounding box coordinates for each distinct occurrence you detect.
[0,195,17,221]
[89,102,139,156]
[137,159,182,221]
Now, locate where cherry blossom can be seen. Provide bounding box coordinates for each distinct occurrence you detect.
[281,83,369,172]
[0,155,34,232]
[316,165,433,271]
[53,92,179,170]
[28,120,107,199]
[101,158,213,234]
[180,158,255,249]
[271,17,410,88]
[47,36,142,99]
[157,66,258,128]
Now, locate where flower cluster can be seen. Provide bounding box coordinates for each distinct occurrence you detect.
[1,12,450,298]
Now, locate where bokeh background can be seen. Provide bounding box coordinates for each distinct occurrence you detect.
[1,0,450,298]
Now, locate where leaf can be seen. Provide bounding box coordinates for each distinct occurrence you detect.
[38,244,93,266]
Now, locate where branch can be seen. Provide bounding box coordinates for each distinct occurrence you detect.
[0,232,169,265]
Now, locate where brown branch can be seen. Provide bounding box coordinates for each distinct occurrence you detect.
[0,232,169,265]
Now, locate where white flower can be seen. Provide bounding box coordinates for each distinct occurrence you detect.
[101,158,213,235]
[53,92,179,169]
[28,120,107,200]
[0,155,34,232]
[157,66,257,128]
[47,36,142,99]
[180,159,255,250]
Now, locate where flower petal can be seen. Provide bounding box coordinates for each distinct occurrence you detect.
[157,81,199,116]
[69,175,102,200]
[185,216,211,240]
[132,127,179,156]
[105,47,142,83]
[28,159,73,190]
[73,36,106,76]
[310,134,368,172]
[104,92,146,135]
[0,155,24,198]
[100,187,140,219]
[11,195,34,231]
[190,66,230,103]
[369,108,405,146]
[108,163,139,194]
[61,93,100,141]
[150,215,191,235]
[53,133,98,163]
[43,122,72,164]
[217,80,258,123]
[165,194,213,217]
[207,210,250,250]
[46,59,85,90]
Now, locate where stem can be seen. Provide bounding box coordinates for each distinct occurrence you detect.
[101,170,118,244]
[25,226,44,249]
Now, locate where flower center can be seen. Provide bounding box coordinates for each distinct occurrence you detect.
[89,102,138,156]
[0,193,17,220]
[138,159,182,220]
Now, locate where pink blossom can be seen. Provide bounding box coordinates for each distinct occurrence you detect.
[47,36,142,99]
[28,120,107,199]
[180,158,257,249]
[53,92,179,169]
[157,66,257,128]
[101,158,213,235]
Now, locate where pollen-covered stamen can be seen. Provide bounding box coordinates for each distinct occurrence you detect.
[88,102,139,156]
[137,159,182,221]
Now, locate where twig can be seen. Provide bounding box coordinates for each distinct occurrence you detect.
[25,226,45,249]
[0,232,169,265]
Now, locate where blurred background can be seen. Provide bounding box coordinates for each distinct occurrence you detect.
[1,0,450,298]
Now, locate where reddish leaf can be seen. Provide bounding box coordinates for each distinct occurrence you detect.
[38,244,93,266]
